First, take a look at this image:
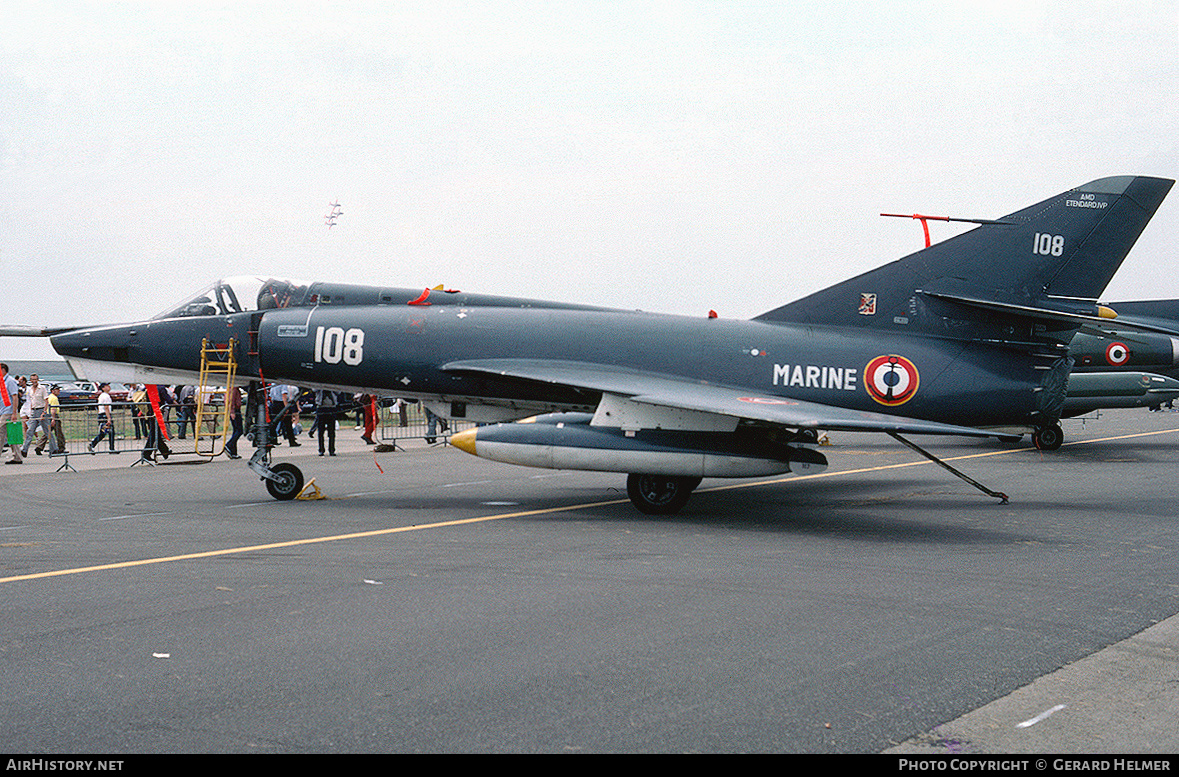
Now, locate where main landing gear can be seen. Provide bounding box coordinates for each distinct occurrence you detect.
[626,474,703,515]
[1032,423,1064,451]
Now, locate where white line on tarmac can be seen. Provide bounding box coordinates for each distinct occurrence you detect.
[99,512,173,522]
[1016,704,1066,728]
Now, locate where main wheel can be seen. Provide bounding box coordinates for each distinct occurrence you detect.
[626,474,695,515]
[1033,423,1063,451]
[265,462,304,500]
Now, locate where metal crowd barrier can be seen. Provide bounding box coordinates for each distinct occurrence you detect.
[42,401,227,470]
[377,401,476,446]
[26,398,475,469]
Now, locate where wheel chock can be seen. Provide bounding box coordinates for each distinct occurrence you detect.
[296,478,326,500]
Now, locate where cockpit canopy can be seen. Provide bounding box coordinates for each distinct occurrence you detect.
[153,277,311,319]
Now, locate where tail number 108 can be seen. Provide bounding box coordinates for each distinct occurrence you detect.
[1033,233,1065,256]
[314,326,365,365]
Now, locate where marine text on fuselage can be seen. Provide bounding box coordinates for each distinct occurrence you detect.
[772,364,859,391]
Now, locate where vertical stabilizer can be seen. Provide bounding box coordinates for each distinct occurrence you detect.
[757,176,1173,333]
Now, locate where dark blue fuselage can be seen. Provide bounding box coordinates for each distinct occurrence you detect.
[252,303,1049,429]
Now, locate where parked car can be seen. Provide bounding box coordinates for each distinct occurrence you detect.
[55,381,131,405]
[55,382,97,405]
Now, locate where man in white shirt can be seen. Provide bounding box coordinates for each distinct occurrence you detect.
[88,383,115,453]
[267,383,300,447]
[21,373,50,457]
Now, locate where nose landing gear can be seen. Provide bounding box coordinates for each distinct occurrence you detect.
[263,461,305,500]
[243,380,306,500]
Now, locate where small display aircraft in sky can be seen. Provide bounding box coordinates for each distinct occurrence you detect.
[24,176,1176,513]
[325,201,342,229]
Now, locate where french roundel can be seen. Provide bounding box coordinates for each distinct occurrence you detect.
[1105,341,1130,366]
[865,354,920,406]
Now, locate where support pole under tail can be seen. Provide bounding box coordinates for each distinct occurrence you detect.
[888,432,1009,504]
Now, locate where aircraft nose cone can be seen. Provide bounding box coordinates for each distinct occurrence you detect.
[49,328,84,358]
[50,325,134,361]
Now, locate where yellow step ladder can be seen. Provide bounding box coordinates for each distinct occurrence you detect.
[194,338,237,457]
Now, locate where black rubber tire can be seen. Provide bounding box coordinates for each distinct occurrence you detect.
[1033,423,1064,451]
[626,474,695,515]
[265,462,304,500]
[796,428,819,444]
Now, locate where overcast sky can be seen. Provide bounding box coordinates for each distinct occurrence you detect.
[2,1,1177,361]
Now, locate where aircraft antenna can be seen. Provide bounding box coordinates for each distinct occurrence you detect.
[881,213,1013,248]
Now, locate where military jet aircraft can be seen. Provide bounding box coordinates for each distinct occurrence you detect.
[1058,300,1179,422]
[35,175,1175,513]
[1069,301,1179,378]
[1004,298,1179,437]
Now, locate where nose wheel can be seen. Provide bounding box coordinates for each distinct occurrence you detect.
[244,382,307,501]
[264,462,305,500]
[247,446,305,501]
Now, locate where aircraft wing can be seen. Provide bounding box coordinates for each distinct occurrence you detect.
[441,358,1007,439]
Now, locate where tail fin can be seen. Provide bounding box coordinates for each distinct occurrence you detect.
[756,176,1173,339]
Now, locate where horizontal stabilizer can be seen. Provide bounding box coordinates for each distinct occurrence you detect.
[915,290,1149,329]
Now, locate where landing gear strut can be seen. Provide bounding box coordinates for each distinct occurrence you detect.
[243,380,306,500]
[626,474,702,515]
[1032,423,1064,451]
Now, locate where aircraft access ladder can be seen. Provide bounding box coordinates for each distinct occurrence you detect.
[193,338,237,458]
